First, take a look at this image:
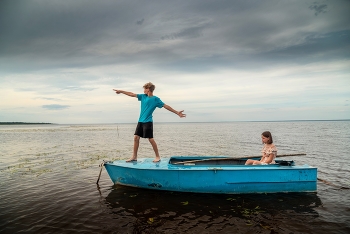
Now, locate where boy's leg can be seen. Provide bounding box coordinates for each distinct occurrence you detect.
[127,123,143,162]
[133,135,140,158]
[149,138,160,162]
[126,135,140,162]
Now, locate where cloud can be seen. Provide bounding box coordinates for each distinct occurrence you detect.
[61,86,95,92]
[36,97,62,101]
[42,104,70,110]
[309,3,328,16]
[137,18,144,25]
[0,0,349,123]
[1,0,349,75]
[161,24,208,40]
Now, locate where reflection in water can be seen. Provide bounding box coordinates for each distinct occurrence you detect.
[104,185,322,233]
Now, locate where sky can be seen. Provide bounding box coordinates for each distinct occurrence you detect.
[0,0,349,124]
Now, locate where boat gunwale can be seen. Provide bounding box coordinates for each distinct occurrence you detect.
[104,159,316,171]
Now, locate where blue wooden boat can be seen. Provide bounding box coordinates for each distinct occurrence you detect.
[103,156,317,194]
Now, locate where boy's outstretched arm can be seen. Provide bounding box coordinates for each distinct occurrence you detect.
[163,104,186,118]
[113,89,137,97]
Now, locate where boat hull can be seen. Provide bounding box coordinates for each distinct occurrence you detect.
[104,157,317,194]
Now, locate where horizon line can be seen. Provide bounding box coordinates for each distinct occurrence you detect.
[2,119,349,125]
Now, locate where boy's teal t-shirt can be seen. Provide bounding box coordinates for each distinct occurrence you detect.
[137,94,164,122]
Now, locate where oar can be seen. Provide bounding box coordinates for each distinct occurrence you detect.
[317,178,350,189]
[173,153,306,165]
[96,161,105,184]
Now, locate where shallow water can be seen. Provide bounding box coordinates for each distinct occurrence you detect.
[0,121,349,233]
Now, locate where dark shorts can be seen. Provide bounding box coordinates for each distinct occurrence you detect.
[134,122,153,138]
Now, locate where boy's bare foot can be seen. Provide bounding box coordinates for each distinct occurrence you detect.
[126,158,137,162]
[153,157,161,163]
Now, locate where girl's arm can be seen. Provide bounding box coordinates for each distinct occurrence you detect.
[263,153,275,163]
[262,148,277,163]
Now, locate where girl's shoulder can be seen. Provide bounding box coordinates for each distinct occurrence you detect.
[270,144,277,150]
[265,144,277,150]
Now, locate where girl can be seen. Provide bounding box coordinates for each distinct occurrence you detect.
[245,131,277,165]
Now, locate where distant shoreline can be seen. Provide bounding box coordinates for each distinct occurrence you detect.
[0,122,52,125]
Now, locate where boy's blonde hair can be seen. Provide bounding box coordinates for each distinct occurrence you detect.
[143,82,155,92]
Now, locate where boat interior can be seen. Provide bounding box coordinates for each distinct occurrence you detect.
[169,157,295,166]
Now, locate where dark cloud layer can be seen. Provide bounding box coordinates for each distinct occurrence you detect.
[0,0,349,74]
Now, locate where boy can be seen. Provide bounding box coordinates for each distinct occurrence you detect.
[113,82,186,162]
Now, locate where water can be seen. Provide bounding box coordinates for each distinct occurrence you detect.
[0,121,349,233]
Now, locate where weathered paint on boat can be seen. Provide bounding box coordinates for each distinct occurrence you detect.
[104,156,317,194]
